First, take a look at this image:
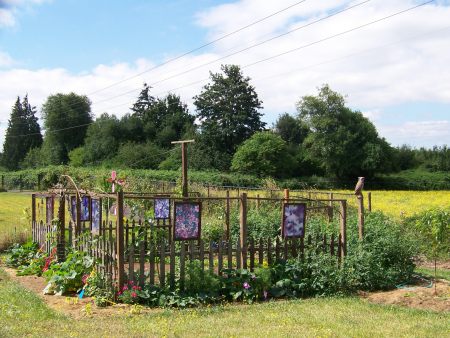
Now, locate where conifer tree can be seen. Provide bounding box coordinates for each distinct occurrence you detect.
[2,96,42,170]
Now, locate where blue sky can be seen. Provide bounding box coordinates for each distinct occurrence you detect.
[1,0,449,149]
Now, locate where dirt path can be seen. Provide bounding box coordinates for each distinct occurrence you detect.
[2,265,449,316]
[2,266,159,319]
[362,277,450,312]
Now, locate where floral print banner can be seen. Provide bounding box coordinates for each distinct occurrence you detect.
[174,202,201,240]
[154,198,170,219]
[46,196,54,225]
[282,203,306,238]
[91,198,101,235]
[69,196,76,221]
[81,196,90,221]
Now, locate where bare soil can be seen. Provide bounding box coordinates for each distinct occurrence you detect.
[2,265,449,317]
[1,266,160,319]
[362,275,450,312]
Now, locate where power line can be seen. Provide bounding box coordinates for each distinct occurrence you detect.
[0,1,309,126]
[13,0,369,117]
[87,0,308,96]
[3,0,435,138]
[92,0,371,106]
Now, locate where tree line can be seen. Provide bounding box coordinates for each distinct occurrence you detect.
[1,64,448,179]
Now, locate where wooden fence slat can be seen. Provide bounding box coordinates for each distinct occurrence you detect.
[227,240,233,270]
[275,237,280,262]
[330,233,335,256]
[236,240,241,269]
[209,241,214,273]
[267,238,272,265]
[170,241,176,290]
[323,234,327,253]
[149,241,155,285]
[129,244,135,283]
[159,241,165,288]
[199,240,205,272]
[218,241,223,276]
[249,238,255,271]
[259,238,264,266]
[139,237,145,288]
[180,243,186,291]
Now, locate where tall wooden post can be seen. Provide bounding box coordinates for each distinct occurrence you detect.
[357,195,364,240]
[116,191,125,289]
[328,192,334,222]
[339,200,347,259]
[171,140,195,198]
[240,193,248,269]
[31,194,36,242]
[57,194,66,262]
[367,192,372,212]
[225,190,230,240]
[76,194,81,238]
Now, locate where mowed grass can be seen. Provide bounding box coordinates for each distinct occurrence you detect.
[0,192,32,249]
[0,268,448,338]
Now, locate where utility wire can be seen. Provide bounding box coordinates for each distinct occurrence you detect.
[9,0,368,117]
[3,0,435,138]
[93,0,371,106]
[88,0,308,95]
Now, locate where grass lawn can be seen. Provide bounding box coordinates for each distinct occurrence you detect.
[0,268,448,338]
[0,192,32,250]
[416,266,450,281]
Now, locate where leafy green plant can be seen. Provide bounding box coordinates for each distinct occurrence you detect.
[43,250,94,295]
[184,260,221,296]
[6,241,40,267]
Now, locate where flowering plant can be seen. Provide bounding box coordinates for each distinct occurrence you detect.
[117,280,144,304]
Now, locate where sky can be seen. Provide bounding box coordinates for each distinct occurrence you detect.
[0,0,449,151]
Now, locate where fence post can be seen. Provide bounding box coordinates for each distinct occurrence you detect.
[284,189,289,200]
[357,195,364,240]
[240,193,248,269]
[76,195,81,238]
[31,194,36,242]
[339,200,347,259]
[225,190,230,240]
[116,191,125,289]
[328,193,334,222]
[1,175,4,190]
[367,192,372,212]
[57,194,66,262]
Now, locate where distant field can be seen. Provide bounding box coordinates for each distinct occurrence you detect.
[0,192,33,250]
[0,189,449,249]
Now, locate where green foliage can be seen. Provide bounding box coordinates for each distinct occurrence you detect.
[41,93,93,165]
[403,207,450,260]
[111,141,166,169]
[2,96,42,170]
[43,250,94,295]
[6,241,40,267]
[274,112,309,145]
[297,85,394,178]
[20,147,45,169]
[82,113,121,165]
[194,64,265,168]
[184,260,221,296]
[68,147,85,167]
[231,131,294,178]
[84,271,114,307]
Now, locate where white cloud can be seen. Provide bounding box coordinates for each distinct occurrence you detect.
[1,0,450,150]
[379,120,450,147]
[0,51,15,67]
[0,0,49,27]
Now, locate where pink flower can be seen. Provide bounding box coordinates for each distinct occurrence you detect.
[243,282,250,289]
[131,292,137,298]
[123,285,128,291]
[132,286,138,290]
